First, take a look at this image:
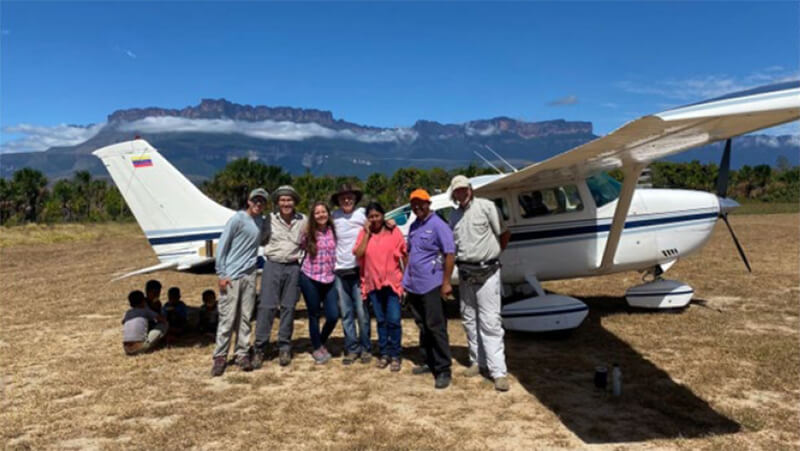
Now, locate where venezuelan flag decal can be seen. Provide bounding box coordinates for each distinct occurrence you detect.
[132,155,153,168]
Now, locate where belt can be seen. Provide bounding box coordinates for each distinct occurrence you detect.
[456,258,499,267]
[267,258,299,265]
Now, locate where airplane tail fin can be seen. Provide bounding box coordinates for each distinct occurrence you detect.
[93,139,234,259]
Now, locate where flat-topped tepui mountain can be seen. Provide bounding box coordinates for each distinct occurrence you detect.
[1,99,796,181]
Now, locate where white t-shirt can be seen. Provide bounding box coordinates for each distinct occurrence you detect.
[333,207,366,270]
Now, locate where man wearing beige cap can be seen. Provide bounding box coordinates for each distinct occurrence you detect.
[211,187,269,377]
[448,175,512,391]
[253,185,307,368]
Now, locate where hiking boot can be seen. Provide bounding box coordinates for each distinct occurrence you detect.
[360,352,372,364]
[462,364,482,378]
[252,349,266,370]
[279,349,292,367]
[494,376,510,392]
[342,352,359,365]
[412,364,431,375]
[312,348,331,365]
[236,354,254,372]
[390,358,402,373]
[434,373,451,389]
[376,356,390,369]
[211,356,227,377]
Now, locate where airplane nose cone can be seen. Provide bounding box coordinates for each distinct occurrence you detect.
[718,196,740,216]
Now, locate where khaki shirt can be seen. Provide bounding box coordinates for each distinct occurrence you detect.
[449,197,507,263]
[263,211,307,263]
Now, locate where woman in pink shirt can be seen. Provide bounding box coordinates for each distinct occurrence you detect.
[299,201,339,364]
[354,202,407,371]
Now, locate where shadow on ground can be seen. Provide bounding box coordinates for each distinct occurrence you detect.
[505,295,740,443]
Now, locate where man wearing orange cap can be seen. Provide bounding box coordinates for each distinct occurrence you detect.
[402,188,456,389]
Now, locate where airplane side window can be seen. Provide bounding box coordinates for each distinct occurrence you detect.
[586,173,622,207]
[492,198,509,221]
[518,185,582,218]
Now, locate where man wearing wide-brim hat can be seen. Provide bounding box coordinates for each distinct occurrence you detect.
[330,182,373,365]
[253,185,307,368]
[448,175,512,392]
[211,187,269,377]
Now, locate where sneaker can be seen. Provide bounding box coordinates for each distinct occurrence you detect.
[390,358,402,372]
[462,364,482,378]
[211,356,227,377]
[236,354,254,372]
[360,352,372,364]
[376,356,390,369]
[279,349,291,367]
[342,352,359,365]
[494,376,510,392]
[312,348,331,365]
[321,345,333,360]
[434,373,451,389]
[252,349,266,370]
[412,364,432,375]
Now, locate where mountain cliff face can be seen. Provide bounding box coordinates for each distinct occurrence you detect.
[107,99,378,132]
[1,98,796,181]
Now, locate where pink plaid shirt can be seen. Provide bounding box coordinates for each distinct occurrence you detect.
[301,227,336,283]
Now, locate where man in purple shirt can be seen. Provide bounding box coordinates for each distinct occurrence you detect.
[402,188,456,389]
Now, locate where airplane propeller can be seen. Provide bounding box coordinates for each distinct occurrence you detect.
[716,138,752,272]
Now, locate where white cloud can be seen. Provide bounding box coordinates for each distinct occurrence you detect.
[601,102,618,109]
[125,49,137,59]
[465,124,497,136]
[547,95,579,106]
[118,117,418,144]
[617,67,799,101]
[1,123,106,153]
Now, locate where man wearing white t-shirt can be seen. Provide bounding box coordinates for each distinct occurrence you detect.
[331,184,372,364]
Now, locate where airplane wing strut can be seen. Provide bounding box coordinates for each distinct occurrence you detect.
[599,163,646,271]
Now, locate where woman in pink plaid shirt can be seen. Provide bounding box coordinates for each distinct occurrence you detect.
[299,201,340,364]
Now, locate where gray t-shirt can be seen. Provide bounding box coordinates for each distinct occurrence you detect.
[449,197,507,263]
[122,307,159,342]
[215,211,265,280]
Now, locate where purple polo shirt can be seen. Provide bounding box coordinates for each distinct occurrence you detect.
[402,212,455,295]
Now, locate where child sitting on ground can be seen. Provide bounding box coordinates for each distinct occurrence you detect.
[198,289,219,336]
[122,290,168,355]
[162,287,188,338]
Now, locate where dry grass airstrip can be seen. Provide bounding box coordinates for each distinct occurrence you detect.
[1,213,798,450]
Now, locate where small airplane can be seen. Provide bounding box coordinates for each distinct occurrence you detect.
[94,81,800,332]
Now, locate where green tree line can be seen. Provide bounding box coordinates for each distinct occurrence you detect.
[1,160,797,226]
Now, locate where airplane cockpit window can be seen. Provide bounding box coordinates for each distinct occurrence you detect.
[436,206,454,222]
[493,197,510,221]
[518,185,583,218]
[586,173,622,207]
[387,204,412,226]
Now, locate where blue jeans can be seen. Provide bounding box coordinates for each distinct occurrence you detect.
[369,287,402,359]
[299,273,340,351]
[336,272,371,354]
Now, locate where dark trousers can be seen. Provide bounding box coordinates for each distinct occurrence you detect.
[407,286,452,376]
[255,260,300,352]
[369,287,402,359]
[299,272,340,351]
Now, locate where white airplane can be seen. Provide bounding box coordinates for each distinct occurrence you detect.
[94,81,800,332]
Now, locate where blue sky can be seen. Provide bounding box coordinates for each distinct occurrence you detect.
[1,1,798,153]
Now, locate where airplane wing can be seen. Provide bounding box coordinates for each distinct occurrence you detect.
[476,80,800,192]
[471,80,799,271]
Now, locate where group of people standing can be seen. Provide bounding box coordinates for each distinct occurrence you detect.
[211,175,511,391]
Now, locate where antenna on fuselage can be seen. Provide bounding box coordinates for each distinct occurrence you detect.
[484,145,519,172]
[472,150,505,175]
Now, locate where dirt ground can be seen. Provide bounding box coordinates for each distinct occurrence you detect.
[1,214,798,450]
